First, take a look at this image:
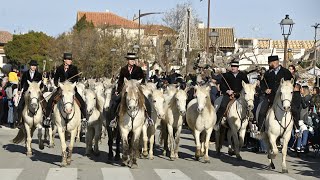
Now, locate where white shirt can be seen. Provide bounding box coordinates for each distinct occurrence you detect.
[30,70,35,79]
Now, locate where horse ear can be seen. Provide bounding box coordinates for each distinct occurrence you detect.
[27,80,31,85]
[206,86,211,91]
[290,78,294,85]
[124,78,128,84]
[72,82,77,89]
[59,82,63,88]
[37,80,42,86]
[242,80,246,87]
[137,79,143,84]
[194,85,198,90]
[280,78,284,85]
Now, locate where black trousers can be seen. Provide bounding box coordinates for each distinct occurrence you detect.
[111,94,152,119]
[257,97,269,130]
[45,87,86,118]
[0,99,4,124]
[216,95,231,122]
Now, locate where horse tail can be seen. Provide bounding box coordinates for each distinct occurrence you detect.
[12,127,26,144]
[254,131,266,140]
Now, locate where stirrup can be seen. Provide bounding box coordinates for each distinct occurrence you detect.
[213,123,220,131]
[146,117,154,126]
[109,117,118,128]
[43,117,51,128]
[81,118,88,129]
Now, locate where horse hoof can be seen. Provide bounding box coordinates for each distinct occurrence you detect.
[93,151,100,157]
[49,144,54,148]
[236,156,243,161]
[39,143,44,150]
[131,163,138,169]
[200,152,204,157]
[67,158,72,165]
[282,169,288,173]
[195,156,200,161]
[228,150,235,156]
[162,150,166,156]
[26,152,32,157]
[114,155,121,161]
[269,163,275,170]
[142,151,148,158]
[149,156,154,160]
[204,159,210,163]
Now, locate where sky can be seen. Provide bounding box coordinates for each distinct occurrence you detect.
[0,0,319,40]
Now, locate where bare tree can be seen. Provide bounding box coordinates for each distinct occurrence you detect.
[162,2,200,32]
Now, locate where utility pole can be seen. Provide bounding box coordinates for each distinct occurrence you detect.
[186,8,191,75]
[205,0,211,64]
[312,23,320,86]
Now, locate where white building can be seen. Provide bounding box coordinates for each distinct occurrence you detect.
[0,30,13,77]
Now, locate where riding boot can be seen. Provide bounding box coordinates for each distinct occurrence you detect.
[43,88,61,128]
[213,95,230,131]
[144,95,154,126]
[16,96,25,129]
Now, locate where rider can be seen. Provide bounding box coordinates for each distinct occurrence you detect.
[43,52,86,128]
[110,52,152,126]
[214,60,249,130]
[258,55,293,130]
[16,60,44,127]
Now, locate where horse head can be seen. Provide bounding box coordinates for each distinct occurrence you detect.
[242,81,257,111]
[279,78,294,112]
[123,78,143,112]
[26,80,42,114]
[152,89,166,119]
[84,89,97,116]
[175,88,187,116]
[103,87,113,110]
[194,85,211,114]
[59,81,76,114]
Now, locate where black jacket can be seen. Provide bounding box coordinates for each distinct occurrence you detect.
[19,70,42,92]
[260,66,293,101]
[220,71,249,95]
[54,64,79,86]
[116,64,145,93]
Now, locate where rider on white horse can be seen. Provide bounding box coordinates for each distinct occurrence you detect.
[257,55,293,131]
[43,52,87,128]
[214,60,249,130]
[110,52,152,127]
[16,60,45,128]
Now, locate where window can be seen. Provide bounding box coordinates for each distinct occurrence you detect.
[2,56,8,63]
[238,40,253,48]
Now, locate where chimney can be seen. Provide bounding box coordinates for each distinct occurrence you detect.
[198,21,205,29]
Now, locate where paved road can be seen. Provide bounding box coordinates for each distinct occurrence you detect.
[0,125,319,180]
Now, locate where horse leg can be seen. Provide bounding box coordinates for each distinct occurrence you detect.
[167,124,175,160]
[173,125,182,159]
[281,130,291,173]
[268,134,278,159]
[85,126,93,156]
[67,128,77,165]
[162,124,169,156]
[107,127,114,160]
[200,132,205,157]
[149,127,155,160]
[25,123,33,157]
[93,124,101,156]
[204,128,213,163]
[142,124,149,158]
[37,126,44,150]
[237,127,247,159]
[115,128,121,161]
[57,126,68,167]
[227,129,235,156]
[231,129,242,160]
[194,130,201,161]
[121,129,130,166]
[76,124,81,143]
[130,127,143,169]
[215,129,221,155]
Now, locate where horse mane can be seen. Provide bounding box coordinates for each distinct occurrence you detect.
[119,81,145,118]
[272,81,285,109]
[198,86,214,112]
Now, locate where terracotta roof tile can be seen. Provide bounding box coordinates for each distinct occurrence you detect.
[258,39,314,49]
[77,11,139,29]
[0,31,13,43]
[198,28,235,48]
[143,24,176,35]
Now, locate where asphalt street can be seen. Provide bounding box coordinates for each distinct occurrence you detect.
[0,125,319,180]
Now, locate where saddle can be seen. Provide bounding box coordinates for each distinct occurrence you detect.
[223,98,236,117]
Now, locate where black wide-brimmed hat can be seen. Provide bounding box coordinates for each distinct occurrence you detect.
[268,55,279,63]
[63,52,72,60]
[230,60,239,67]
[125,52,138,60]
[28,60,38,66]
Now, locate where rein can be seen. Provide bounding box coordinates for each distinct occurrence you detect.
[26,95,41,126]
[273,98,293,138]
[235,96,254,132]
[58,96,76,130]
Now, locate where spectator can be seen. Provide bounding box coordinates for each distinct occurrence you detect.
[288,65,299,83]
[0,83,6,126]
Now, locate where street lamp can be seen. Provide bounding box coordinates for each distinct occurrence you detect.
[164,39,172,72]
[111,48,117,78]
[209,29,219,63]
[280,14,294,68]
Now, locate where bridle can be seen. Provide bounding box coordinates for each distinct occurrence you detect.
[60,94,76,121]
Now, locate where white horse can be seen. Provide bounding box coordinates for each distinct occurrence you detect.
[12,81,45,156]
[119,78,146,168]
[216,81,257,160]
[256,78,294,173]
[186,85,216,163]
[141,88,166,160]
[162,86,187,160]
[53,81,81,167]
[84,89,103,156]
